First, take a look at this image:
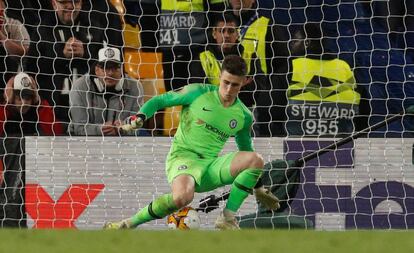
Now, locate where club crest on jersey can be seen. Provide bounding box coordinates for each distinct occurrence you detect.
[229,119,237,129]
[178,165,188,170]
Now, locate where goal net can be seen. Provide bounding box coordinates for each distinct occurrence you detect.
[1,0,414,230]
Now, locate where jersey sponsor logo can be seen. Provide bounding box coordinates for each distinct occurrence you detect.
[202,107,212,112]
[178,165,188,170]
[229,119,238,129]
[205,123,230,141]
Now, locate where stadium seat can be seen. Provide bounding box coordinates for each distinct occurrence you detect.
[110,0,125,22]
[124,49,163,80]
[110,0,141,49]
[123,23,141,49]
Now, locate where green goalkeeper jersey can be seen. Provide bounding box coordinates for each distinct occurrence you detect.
[139,83,254,158]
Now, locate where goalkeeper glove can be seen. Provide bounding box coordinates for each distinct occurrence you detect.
[254,187,280,211]
[121,113,146,132]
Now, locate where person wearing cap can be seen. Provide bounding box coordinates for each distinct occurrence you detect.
[24,0,123,128]
[68,47,144,136]
[0,73,64,137]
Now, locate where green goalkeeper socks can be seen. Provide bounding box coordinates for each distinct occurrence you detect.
[127,169,261,227]
[129,193,178,228]
[225,168,262,212]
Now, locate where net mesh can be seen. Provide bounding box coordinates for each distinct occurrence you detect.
[0,0,414,230]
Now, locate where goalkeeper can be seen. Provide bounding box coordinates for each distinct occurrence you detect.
[104,55,278,230]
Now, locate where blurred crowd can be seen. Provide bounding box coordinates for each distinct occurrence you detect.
[1,0,414,138]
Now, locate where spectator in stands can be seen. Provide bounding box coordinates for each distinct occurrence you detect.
[24,0,123,131]
[0,72,64,137]
[5,0,52,36]
[189,13,255,108]
[0,0,30,92]
[283,24,362,137]
[69,47,144,136]
[158,0,226,91]
[229,0,289,136]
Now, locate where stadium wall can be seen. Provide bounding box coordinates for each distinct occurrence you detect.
[5,137,414,230]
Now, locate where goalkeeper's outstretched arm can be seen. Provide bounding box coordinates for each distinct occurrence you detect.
[120,84,216,131]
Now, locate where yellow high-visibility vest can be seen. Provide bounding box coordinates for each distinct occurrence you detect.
[161,0,204,11]
[287,58,360,105]
[199,50,221,85]
[241,16,270,74]
[159,0,225,46]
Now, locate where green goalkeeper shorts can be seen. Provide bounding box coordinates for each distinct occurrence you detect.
[166,150,237,193]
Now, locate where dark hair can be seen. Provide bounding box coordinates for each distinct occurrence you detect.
[96,61,121,69]
[213,12,240,27]
[222,55,247,76]
[92,60,121,76]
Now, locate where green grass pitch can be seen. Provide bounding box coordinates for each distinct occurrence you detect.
[0,230,413,253]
